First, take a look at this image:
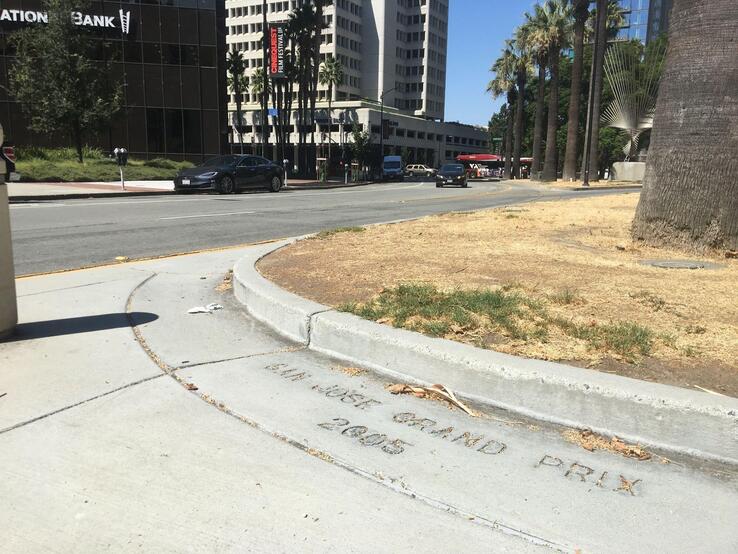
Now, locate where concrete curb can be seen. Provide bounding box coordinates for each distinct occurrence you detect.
[9,190,175,202]
[233,240,738,466]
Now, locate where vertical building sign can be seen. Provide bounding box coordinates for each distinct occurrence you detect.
[269,24,285,79]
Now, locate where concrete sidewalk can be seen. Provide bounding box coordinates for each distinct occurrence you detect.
[8,180,175,201]
[8,178,377,201]
[1,246,736,552]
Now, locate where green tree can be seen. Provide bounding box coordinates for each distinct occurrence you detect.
[487,41,517,179]
[250,67,271,147]
[227,50,248,154]
[526,0,571,181]
[287,3,317,174]
[510,32,533,179]
[318,56,343,164]
[520,4,551,178]
[562,0,589,180]
[9,0,122,163]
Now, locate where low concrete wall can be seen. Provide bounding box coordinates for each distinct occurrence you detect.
[234,240,738,465]
[612,161,646,182]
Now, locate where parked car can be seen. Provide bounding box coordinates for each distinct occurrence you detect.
[1,141,18,182]
[174,155,284,194]
[405,164,437,177]
[382,155,404,181]
[435,163,468,188]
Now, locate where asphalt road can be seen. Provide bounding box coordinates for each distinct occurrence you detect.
[9,179,622,275]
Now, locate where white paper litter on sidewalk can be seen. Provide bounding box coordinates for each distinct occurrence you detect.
[187,303,223,314]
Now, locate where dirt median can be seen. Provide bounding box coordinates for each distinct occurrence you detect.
[258,194,738,397]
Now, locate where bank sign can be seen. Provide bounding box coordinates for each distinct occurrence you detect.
[0,8,131,34]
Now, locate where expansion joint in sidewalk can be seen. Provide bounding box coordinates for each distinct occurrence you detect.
[0,374,165,436]
[177,346,307,370]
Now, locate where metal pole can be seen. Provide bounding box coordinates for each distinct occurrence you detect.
[262,0,268,158]
[582,1,604,188]
[379,93,384,159]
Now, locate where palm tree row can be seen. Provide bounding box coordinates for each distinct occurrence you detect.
[489,0,620,182]
[225,0,343,177]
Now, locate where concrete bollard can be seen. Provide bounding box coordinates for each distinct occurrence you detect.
[0,176,17,338]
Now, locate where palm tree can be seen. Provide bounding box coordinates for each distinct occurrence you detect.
[529,0,571,182]
[487,43,516,179]
[511,37,532,179]
[310,0,331,156]
[250,67,271,147]
[287,3,316,175]
[632,0,737,251]
[582,0,624,180]
[521,5,550,178]
[562,0,589,181]
[226,50,248,154]
[318,56,343,166]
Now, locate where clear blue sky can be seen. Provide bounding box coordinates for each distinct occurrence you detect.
[445,0,536,126]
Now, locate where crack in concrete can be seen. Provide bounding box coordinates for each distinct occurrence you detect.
[306,308,333,347]
[0,373,164,436]
[177,346,307,370]
[17,279,125,298]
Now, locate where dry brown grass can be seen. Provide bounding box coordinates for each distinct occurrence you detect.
[258,194,738,396]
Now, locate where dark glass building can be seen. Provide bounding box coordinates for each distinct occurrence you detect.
[0,0,228,161]
[646,0,672,43]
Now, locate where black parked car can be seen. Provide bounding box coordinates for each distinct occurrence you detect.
[174,155,284,194]
[435,163,468,188]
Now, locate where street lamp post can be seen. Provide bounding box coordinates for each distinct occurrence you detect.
[379,86,397,159]
[582,0,606,188]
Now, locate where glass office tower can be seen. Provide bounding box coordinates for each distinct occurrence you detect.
[617,0,650,42]
[0,0,229,161]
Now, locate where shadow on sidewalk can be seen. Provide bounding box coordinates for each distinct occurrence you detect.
[3,312,158,342]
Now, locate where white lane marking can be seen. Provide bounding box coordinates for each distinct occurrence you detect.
[159,210,256,220]
[10,203,66,208]
[62,197,209,207]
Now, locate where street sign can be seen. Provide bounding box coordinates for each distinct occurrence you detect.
[268,108,278,116]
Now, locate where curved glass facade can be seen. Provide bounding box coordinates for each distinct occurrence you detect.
[0,0,228,161]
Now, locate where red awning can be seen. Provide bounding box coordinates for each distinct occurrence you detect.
[456,154,502,162]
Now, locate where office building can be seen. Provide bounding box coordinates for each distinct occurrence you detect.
[610,0,648,42]
[611,0,672,44]
[0,0,230,161]
[646,0,672,43]
[225,0,488,165]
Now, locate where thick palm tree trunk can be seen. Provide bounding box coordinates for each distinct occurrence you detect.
[531,63,546,178]
[541,46,560,181]
[512,70,526,179]
[503,94,514,179]
[632,0,738,251]
[584,0,608,181]
[562,1,588,181]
